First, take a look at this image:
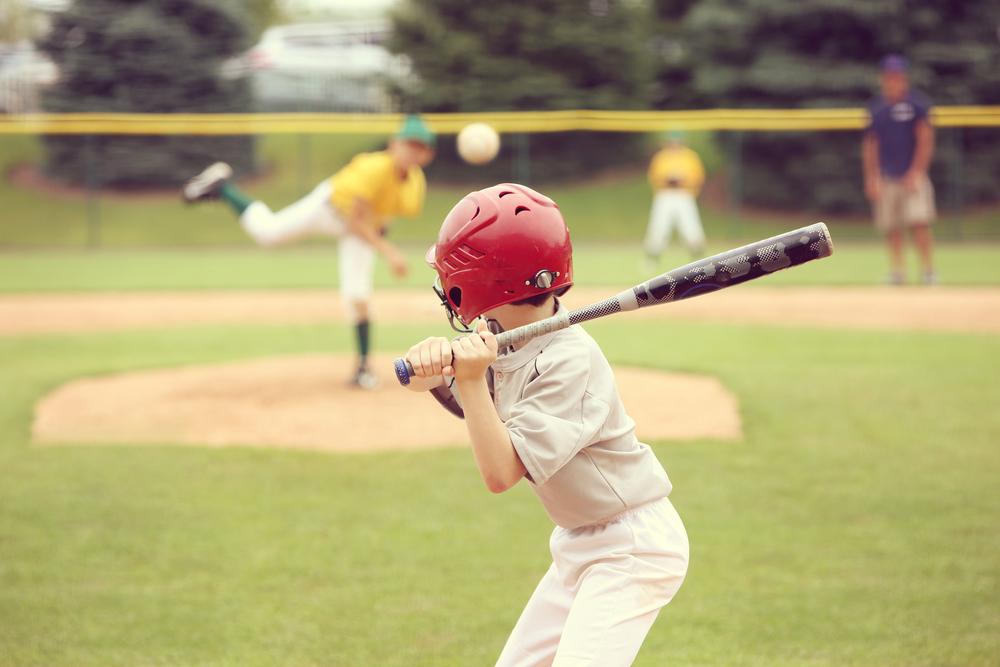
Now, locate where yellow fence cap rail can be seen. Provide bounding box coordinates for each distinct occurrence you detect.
[0,106,997,135]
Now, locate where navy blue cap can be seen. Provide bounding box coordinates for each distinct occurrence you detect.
[880,54,909,73]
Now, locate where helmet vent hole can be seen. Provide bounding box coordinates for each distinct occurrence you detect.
[514,206,529,215]
[498,191,514,198]
[472,205,480,219]
[449,287,462,307]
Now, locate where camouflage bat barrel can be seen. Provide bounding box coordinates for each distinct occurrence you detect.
[627,221,833,307]
[393,222,834,385]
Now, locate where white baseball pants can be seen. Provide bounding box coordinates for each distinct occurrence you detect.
[495,498,689,667]
[644,190,705,256]
[239,181,376,318]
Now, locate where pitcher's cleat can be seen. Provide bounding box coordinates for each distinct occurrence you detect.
[351,367,380,390]
[182,162,232,203]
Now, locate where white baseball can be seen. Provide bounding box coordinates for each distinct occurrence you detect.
[456,123,500,165]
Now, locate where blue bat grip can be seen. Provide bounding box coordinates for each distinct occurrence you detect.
[394,358,413,386]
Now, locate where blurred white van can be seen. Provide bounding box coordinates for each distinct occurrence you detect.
[227,21,412,112]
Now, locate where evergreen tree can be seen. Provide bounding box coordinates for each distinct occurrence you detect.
[672,0,1000,213]
[38,0,256,187]
[387,0,655,183]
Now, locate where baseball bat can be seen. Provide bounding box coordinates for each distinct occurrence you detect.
[394,222,833,386]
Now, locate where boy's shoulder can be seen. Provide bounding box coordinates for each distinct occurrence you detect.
[534,325,608,377]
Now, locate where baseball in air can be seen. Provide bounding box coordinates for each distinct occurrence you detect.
[457,123,500,165]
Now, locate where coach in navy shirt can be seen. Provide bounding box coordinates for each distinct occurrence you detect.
[862,54,937,285]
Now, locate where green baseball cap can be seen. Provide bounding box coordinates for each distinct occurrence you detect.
[396,114,436,148]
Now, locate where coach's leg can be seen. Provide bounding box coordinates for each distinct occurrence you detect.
[495,563,573,667]
[912,224,935,283]
[885,228,906,283]
[339,234,378,388]
[876,180,906,284]
[905,175,937,284]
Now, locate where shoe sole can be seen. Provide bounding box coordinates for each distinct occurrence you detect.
[182,163,232,203]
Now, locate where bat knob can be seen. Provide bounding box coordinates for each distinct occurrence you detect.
[393,358,413,386]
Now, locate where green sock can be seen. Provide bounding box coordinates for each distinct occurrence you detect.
[355,320,370,368]
[219,182,254,216]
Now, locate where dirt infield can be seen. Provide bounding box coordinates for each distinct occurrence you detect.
[19,286,995,453]
[2,286,1000,336]
[32,354,742,451]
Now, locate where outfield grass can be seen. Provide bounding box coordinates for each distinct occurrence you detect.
[2,133,998,250]
[0,318,997,666]
[1,130,998,665]
[2,241,1000,293]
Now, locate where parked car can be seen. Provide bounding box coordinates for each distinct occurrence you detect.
[226,21,412,112]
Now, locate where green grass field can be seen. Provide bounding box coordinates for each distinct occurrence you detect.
[1,131,999,665]
[1,317,998,665]
[3,242,1000,292]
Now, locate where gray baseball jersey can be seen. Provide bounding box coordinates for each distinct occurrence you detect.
[448,318,673,529]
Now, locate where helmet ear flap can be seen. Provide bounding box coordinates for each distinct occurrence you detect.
[448,287,462,308]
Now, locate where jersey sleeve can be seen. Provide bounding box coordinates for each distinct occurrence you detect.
[330,153,394,216]
[864,101,877,135]
[505,349,611,486]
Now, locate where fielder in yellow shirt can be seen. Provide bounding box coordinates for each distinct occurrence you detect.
[183,115,436,389]
[644,131,706,265]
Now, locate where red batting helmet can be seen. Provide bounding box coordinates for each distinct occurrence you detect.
[427,183,573,329]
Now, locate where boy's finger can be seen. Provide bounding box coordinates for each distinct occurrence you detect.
[481,331,499,353]
[440,339,453,368]
[420,344,433,376]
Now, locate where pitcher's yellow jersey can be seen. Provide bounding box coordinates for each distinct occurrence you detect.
[330,151,426,230]
[647,146,705,196]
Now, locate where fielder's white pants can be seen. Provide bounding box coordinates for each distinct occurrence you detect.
[496,498,689,667]
[644,190,705,256]
[239,181,375,320]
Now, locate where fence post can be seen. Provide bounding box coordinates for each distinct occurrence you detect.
[512,133,531,185]
[298,133,311,194]
[726,130,743,240]
[951,126,963,241]
[84,134,101,249]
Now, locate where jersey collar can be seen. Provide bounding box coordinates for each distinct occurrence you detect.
[491,299,566,373]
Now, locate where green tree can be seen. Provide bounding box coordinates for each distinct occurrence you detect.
[674,0,1000,213]
[0,0,33,42]
[244,0,285,39]
[38,0,256,187]
[388,0,655,183]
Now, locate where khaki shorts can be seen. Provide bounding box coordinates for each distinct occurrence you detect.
[875,175,936,233]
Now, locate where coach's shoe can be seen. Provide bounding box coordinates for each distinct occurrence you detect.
[351,367,380,390]
[884,271,905,286]
[182,162,232,203]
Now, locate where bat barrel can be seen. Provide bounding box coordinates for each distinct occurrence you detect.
[634,222,833,306]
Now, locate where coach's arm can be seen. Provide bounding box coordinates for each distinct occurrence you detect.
[904,119,934,191]
[862,131,880,202]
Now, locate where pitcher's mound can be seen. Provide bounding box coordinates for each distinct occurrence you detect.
[32,354,741,452]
